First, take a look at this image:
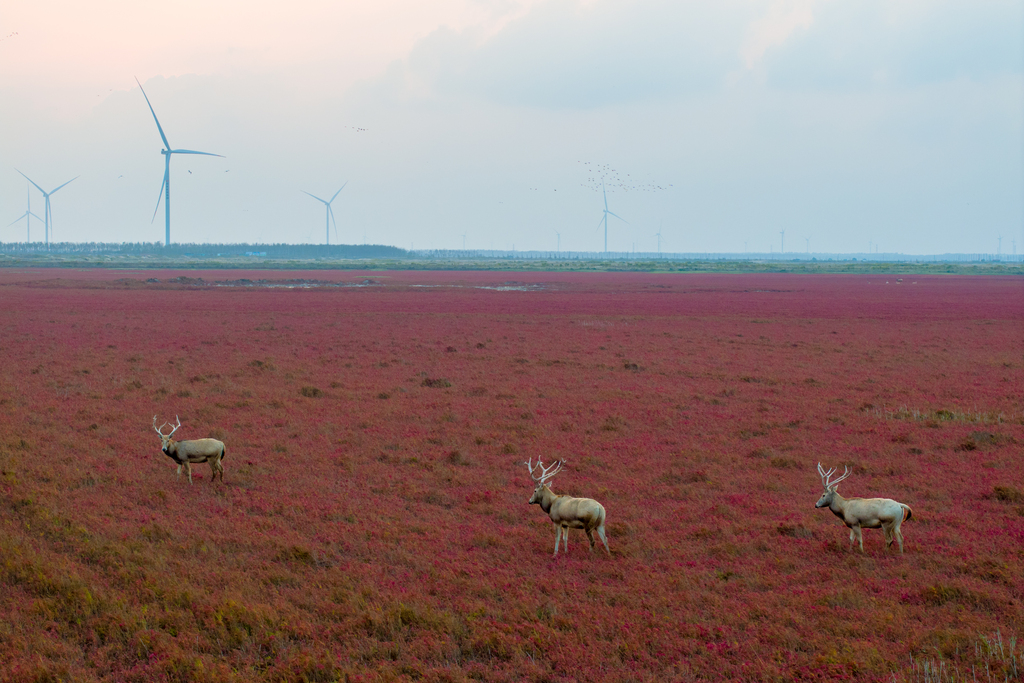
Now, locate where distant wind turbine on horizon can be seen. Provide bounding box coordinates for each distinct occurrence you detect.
[302,183,347,245]
[597,183,627,253]
[7,182,43,242]
[16,170,77,248]
[136,77,224,246]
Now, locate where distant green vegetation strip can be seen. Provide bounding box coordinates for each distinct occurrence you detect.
[1,253,1022,275]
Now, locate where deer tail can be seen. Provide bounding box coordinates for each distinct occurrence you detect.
[901,504,912,522]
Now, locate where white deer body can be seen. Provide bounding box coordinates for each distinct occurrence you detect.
[815,463,912,553]
[154,416,226,484]
[525,459,609,557]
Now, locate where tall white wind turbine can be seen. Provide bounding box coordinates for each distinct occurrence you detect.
[302,183,347,245]
[136,77,224,246]
[7,182,43,242]
[597,183,627,253]
[16,170,77,247]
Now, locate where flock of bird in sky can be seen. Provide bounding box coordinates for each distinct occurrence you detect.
[525,163,669,195]
[579,161,672,193]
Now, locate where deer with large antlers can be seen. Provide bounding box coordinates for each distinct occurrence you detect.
[815,463,912,553]
[153,415,226,484]
[524,458,609,557]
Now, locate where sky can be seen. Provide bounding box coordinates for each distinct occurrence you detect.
[1,0,1022,254]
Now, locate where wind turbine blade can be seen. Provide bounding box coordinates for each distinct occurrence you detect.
[330,181,348,204]
[50,176,79,195]
[30,211,42,221]
[170,149,224,157]
[7,213,27,227]
[135,77,172,150]
[607,211,628,224]
[303,191,328,204]
[151,170,167,223]
[16,170,46,195]
[329,205,338,238]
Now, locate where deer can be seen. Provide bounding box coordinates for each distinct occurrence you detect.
[815,463,913,553]
[153,415,226,484]
[524,458,609,557]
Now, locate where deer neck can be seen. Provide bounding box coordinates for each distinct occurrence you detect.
[538,486,558,514]
[828,492,847,517]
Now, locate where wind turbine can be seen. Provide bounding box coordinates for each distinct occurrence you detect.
[302,183,346,245]
[554,229,560,252]
[136,77,224,246]
[16,170,77,248]
[7,182,43,242]
[597,183,627,253]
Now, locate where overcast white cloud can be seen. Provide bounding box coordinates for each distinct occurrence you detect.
[1,0,1021,254]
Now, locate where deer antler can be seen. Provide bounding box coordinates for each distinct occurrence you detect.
[525,458,563,483]
[818,462,850,489]
[153,415,181,438]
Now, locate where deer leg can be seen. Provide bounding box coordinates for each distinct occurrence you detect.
[597,525,610,555]
[185,462,193,485]
[562,525,569,554]
[854,527,864,552]
[176,464,183,479]
[585,527,595,552]
[848,528,856,549]
[553,525,561,557]
[210,458,223,484]
[893,524,904,554]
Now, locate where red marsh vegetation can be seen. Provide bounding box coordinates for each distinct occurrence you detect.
[0,269,1021,682]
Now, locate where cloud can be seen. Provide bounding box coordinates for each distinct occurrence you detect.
[740,0,816,68]
[394,0,749,108]
[759,0,1024,89]
[375,0,1023,109]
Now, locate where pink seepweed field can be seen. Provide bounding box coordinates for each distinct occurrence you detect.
[0,268,1022,682]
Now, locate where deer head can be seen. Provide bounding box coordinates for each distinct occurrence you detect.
[816,462,851,508]
[153,415,181,454]
[524,458,563,504]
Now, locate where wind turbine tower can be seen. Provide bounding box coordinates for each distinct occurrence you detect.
[598,183,627,253]
[136,78,224,246]
[7,182,43,242]
[17,170,77,248]
[302,183,347,245]
[780,230,785,254]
